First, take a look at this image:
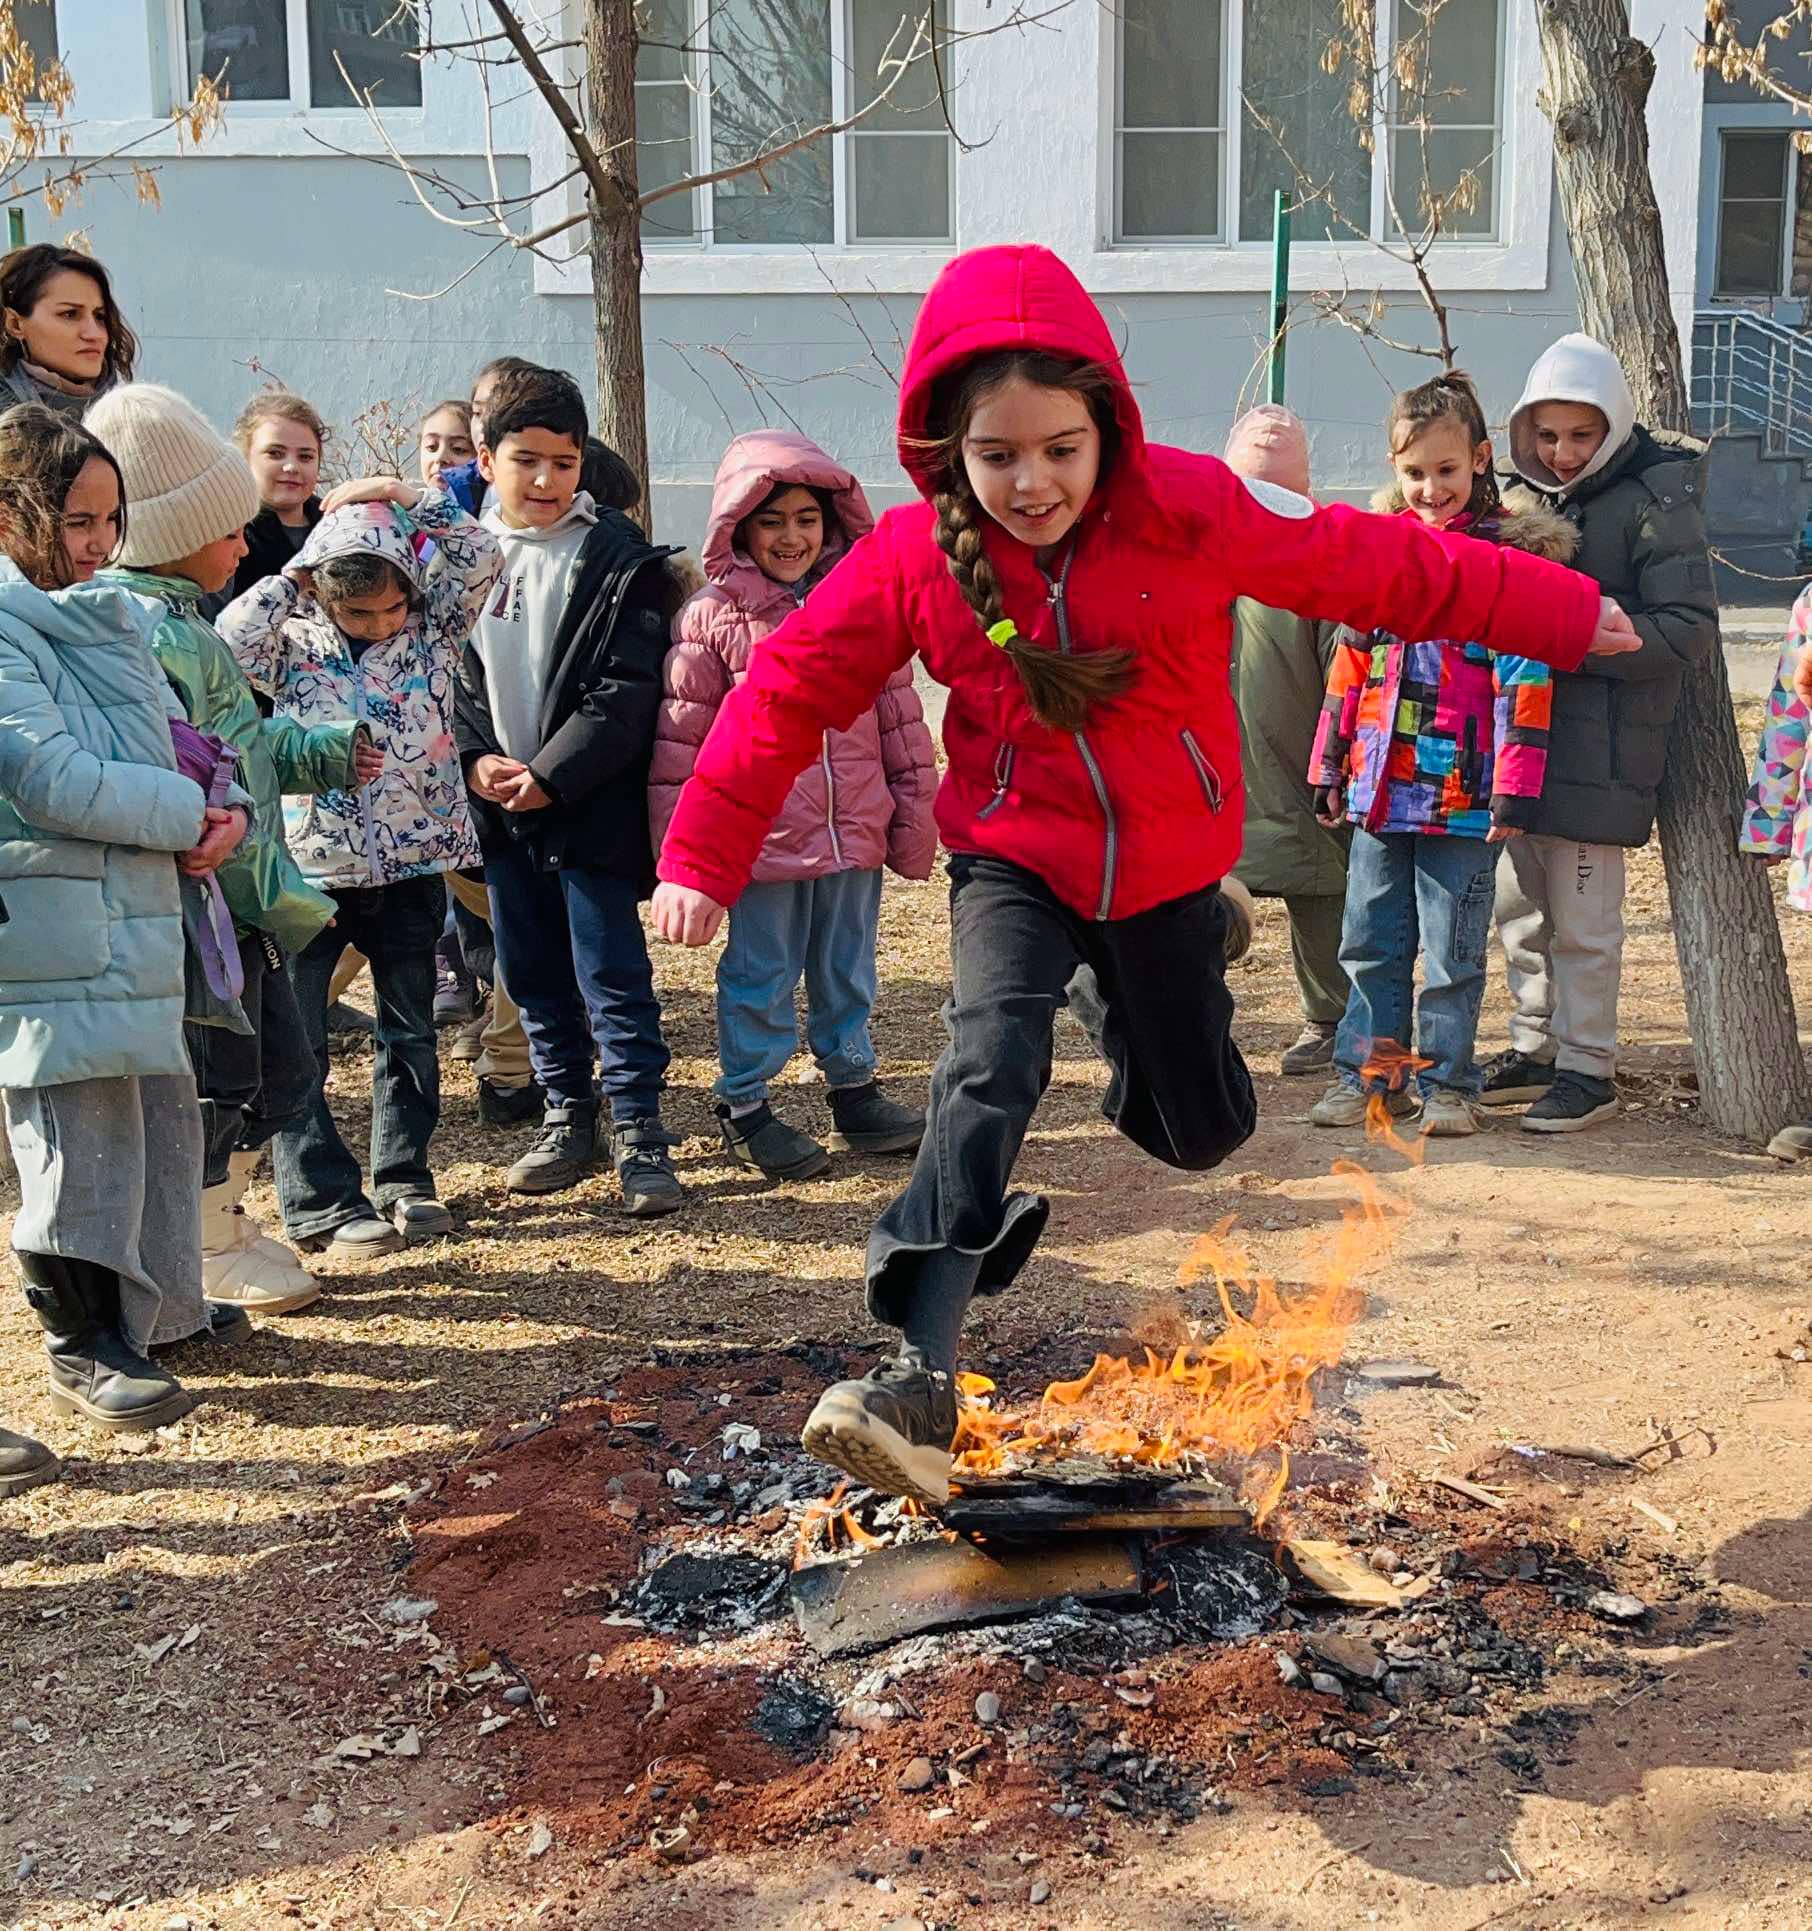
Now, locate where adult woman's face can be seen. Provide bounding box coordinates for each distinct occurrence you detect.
[5,268,109,383]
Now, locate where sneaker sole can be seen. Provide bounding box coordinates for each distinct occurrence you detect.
[394,1217,454,1244]
[1476,1084,1555,1109]
[1420,1114,1480,1138]
[210,1284,322,1316]
[1279,1056,1336,1078]
[824,1128,923,1156]
[800,1388,952,1507]
[621,1190,684,1219]
[47,1380,193,1433]
[0,1457,60,1497]
[507,1165,594,1196]
[298,1230,408,1257]
[1521,1099,1620,1134]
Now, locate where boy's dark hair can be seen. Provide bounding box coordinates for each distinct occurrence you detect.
[0,401,128,587]
[485,367,587,454]
[582,437,639,512]
[1387,369,1500,517]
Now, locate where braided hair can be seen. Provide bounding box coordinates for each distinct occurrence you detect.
[918,351,1136,732]
[1387,368,1501,517]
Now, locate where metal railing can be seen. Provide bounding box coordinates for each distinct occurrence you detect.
[1692,308,1812,461]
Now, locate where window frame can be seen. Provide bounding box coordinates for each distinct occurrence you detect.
[166,0,426,118]
[636,0,956,253]
[1110,0,1506,251]
[1714,126,1793,301]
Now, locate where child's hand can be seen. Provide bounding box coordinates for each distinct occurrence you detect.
[320,476,422,515]
[1587,597,1640,655]
[500,770,552,813]
[352,738,384,785]
[1486,823,1523,845]
[470,753,528,802]
[1795,642,1812,709]
[1313,783,1344,829]
[652,882,727,947]
[180,805,249,876]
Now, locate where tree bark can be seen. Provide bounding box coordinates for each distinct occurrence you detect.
[1535,0,1810,1142]
[583,0,652,531]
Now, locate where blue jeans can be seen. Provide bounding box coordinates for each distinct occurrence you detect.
[483,845,669,1122]
[1334,828,1497,1097]
[275,874,445,1238]
[715,868,883,1107]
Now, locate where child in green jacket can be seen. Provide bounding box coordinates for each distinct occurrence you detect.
[88,384,382,1312]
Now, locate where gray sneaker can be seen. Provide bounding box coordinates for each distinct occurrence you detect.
[507,1103,599,1195]
[1309,1081,1421,1128]
[802,1353,960,1505]
[1419,1087,1484,1137]
[612,1117,684,1218]
[717,1102,830,1181]
[1280,1021,1338,1077]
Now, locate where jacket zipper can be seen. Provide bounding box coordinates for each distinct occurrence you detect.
[1042,551,1118,922]
[349,646,381,886]
[976,742,1016,820]
[804,582,845,867]
[1179,730,1224,813]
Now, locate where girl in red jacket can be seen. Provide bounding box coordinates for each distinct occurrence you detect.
[654,244,1638,1505]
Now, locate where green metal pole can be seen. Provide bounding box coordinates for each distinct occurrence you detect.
[6,208,22,250]
[1266,189,1291,405]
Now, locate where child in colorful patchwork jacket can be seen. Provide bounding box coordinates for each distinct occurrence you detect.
[219,479,502,1258]
[1308,372,1563,1138]
[1742,588,1812,1161]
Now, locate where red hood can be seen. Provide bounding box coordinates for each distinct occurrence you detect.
[896,246,1148,499]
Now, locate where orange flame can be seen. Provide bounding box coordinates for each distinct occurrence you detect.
[951,1089,1419,1527]
[792,1480,886,1569]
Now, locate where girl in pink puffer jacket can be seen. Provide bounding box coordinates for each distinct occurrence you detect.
[650,430,937,1181]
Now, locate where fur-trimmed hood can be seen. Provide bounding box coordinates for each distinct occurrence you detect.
[1369,484,1580,564]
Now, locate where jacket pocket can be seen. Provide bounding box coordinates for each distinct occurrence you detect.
[976,742,1016,821]
[0,872,110,982]
[1180,730,1225,813]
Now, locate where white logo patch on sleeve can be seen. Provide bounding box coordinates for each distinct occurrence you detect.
[1240,475,1315,519]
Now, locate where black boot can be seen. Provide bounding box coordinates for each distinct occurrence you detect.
[611,1116,685,1218]
[716,1101,830,1181]
[477,1075,546,1128]
[507,1102,600,1195]
[18,1253,192,1433]
[149,1301,253,1355]
[0,1423,60,1498]
[826,1082,924,1155]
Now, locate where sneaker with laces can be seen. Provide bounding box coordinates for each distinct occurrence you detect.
[612,1116,684,1217]
[507,1104,599,1195]
[1476,1049,1557,1108]
[1309,1081,1420,1128]
[1521,1070,1619,1134]
[801,1353,959,1505]
[1419,1087,1484,1137]
[1280,1021,1338,1077]
[716,1102,830,1181]
[434,960,478,1030]
[826,1082,925,1155]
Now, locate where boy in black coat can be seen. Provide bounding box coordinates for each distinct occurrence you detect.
[456,369,691,1211]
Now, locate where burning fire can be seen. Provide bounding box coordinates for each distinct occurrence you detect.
[950,1042,1423,1525]
[792,1479,885,1569]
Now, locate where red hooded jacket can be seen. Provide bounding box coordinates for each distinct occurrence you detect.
[658,246,1601,923]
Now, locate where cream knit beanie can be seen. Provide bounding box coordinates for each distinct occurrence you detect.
[85,382,260,568]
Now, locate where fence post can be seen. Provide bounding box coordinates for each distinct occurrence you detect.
[1266,190,1291,406]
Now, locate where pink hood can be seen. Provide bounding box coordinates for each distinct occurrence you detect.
[701,430,876,614]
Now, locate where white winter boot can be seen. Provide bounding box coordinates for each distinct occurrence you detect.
[202,1155,321,1314]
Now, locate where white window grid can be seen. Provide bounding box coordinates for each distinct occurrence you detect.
[164,0,424,117]
[1111,0,1505,250]
[1715,127,1794,299]
[637,0,955,251]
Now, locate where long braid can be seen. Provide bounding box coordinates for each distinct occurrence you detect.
[932,475,1136,733]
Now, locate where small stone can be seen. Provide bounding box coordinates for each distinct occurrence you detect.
[899,1757,936,1793]
[1367,1547,1402,1574]
[1445,1695,1487,1717]
[9,1716,29,1735]
[503,1685,533,1706]
[874,1876,895,1893]
[1030,1879,1052,1904]
[1023,1659,1047,1683]
[1587,1591,1648,1623]
[1275,1650,1303,1686]
[1306,1634,1386,1683]
[974,1691,1002,1725]
[1308,1671,1344,1697]
[1352,1359,1440,1387]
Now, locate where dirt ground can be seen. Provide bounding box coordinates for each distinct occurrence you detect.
[1,702,1809,1931]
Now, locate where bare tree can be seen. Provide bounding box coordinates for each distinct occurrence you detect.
[1537,0,1811,1143]
[0,0,223,223]
[1701,0,1812,111]
[324,0,1061,530]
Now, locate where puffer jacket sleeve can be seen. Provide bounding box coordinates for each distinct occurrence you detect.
[413,487,504,647]
[648,590,735,860]
[217,571,302,692]
[874,664,938,879]
[1204,460,1600,672]
[263,714,361,794]
[0,642,207,851]
[659,521,917,907]
[1741,592,1811,858]
[1307,627,1371,789]
[1591,485,1719,686]
[1486,653,1553,827]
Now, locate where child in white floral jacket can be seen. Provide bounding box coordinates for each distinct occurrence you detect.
[1742,586,1812,1162]
[219,479,502,1256]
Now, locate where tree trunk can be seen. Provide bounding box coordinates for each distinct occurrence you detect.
[583,0,652,531]
[1536,0,1810,1142]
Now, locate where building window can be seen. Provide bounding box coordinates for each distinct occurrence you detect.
[181,0,422,110]
[1716,129,1791,298]
[633,0,954,249]
[12,0,56,75]
[1115,0,1504,246]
